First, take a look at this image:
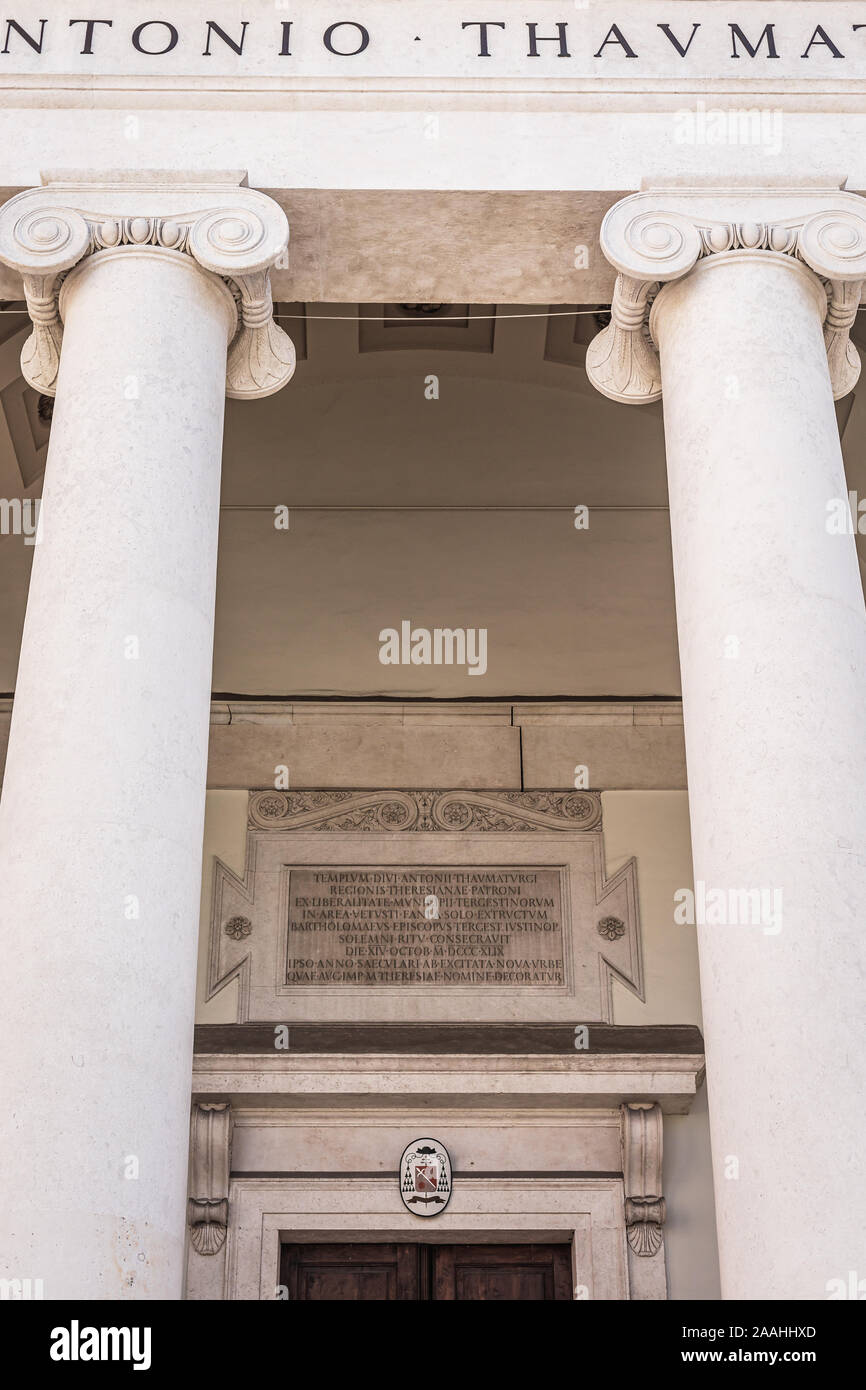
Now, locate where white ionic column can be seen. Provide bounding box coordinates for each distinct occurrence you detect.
[0,181,295,1299]
[588,191,866,1299]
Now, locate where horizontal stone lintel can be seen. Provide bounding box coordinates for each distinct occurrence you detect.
[0,698,687,790]
[0,188,626,306]
[204,700,687,790]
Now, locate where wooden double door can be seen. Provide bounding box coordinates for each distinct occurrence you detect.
[281,1242,573,1300]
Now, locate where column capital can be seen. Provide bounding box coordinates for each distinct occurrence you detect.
[586,188,866,405]
[0,178,296,400]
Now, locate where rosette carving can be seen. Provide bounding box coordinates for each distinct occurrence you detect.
[587,190,866,403]
[598,915,626,941]
[0,181,295,400]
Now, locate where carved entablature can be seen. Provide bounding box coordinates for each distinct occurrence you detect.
[0,178,295,400]
[586,189,866,404]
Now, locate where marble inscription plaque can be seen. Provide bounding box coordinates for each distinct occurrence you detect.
[209,792,642,1022]
[285,866,565,987]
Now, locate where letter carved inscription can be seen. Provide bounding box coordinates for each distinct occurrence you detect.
[286,866,566,987]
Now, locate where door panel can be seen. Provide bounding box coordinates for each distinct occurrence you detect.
[281,1242,572,1300]
[433,1244,573,1301]
[280,1242,424,1301]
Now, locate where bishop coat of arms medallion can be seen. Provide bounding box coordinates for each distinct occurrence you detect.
[399,1138,452,1217]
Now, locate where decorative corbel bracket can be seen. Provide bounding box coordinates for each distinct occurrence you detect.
[586,189,866,403]
[621,1101,665,1257]
[0,179,296,399]
[188,1102,233,1256]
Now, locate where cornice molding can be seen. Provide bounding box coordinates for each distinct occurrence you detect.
[586,189,866,405]
[192,1051,705,1115]
[0,180,296,400]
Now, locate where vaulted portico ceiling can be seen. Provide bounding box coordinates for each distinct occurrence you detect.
[0,299,637,497]
[2,288,866,702]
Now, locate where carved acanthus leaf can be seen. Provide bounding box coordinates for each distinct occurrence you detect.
[224,270,296,399]
[20,272,65,394]
[585,275,661,404]
[823,278,862,398]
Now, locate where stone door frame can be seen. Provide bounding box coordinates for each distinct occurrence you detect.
[224,1175,629,1301]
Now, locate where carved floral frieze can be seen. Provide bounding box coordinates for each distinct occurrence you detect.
[247,788,603,833]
